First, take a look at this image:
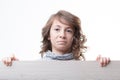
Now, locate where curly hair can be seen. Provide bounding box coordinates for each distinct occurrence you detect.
[40,10,87,60]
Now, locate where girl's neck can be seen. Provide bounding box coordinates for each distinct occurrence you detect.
[51,49,71,55]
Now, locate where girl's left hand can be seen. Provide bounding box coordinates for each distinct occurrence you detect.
[96,55,110,67]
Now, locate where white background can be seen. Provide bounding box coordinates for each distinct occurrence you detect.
[0,0,120,60]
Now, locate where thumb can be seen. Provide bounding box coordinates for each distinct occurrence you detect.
[10,54,19,61]
[96,55,101,61]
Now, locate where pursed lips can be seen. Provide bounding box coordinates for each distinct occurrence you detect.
[57,41,67,44]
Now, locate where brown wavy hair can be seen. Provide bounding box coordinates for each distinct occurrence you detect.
[40,10,87,60]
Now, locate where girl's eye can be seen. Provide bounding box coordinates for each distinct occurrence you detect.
[54,28,60,31]
[66,29,73,33]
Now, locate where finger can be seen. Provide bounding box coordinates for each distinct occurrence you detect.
[10,54,16,60]
[106,57,111,65]
[96,55,105,67]
[2,57,7,65]
[96,55,101,61]
[6,57,12,66]
[103,57,107,67]
[99,57,104,67]
[102,57,110,67]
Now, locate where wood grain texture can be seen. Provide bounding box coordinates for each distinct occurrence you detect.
[0,61,120,80]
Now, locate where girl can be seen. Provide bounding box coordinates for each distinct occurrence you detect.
[2,10,110,67]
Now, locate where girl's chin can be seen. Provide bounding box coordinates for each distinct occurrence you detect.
[57,45,67,49]
[57,47,69,51]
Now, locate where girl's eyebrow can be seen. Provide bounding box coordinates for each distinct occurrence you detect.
[67,27,72,29]
[53,25,61,28]
[66,26,74,30]
[54,24,73,29]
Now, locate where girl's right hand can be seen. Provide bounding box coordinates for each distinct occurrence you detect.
[2,54,19,66]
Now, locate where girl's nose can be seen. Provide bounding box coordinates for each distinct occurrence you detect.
[59,31,66,39]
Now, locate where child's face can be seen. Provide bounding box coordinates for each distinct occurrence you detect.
[49,19,74,54]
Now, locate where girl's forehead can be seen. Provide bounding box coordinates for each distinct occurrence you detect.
[52,18,73,29]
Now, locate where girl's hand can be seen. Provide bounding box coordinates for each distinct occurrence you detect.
[96,55,110,67]
[2,54,19,66]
